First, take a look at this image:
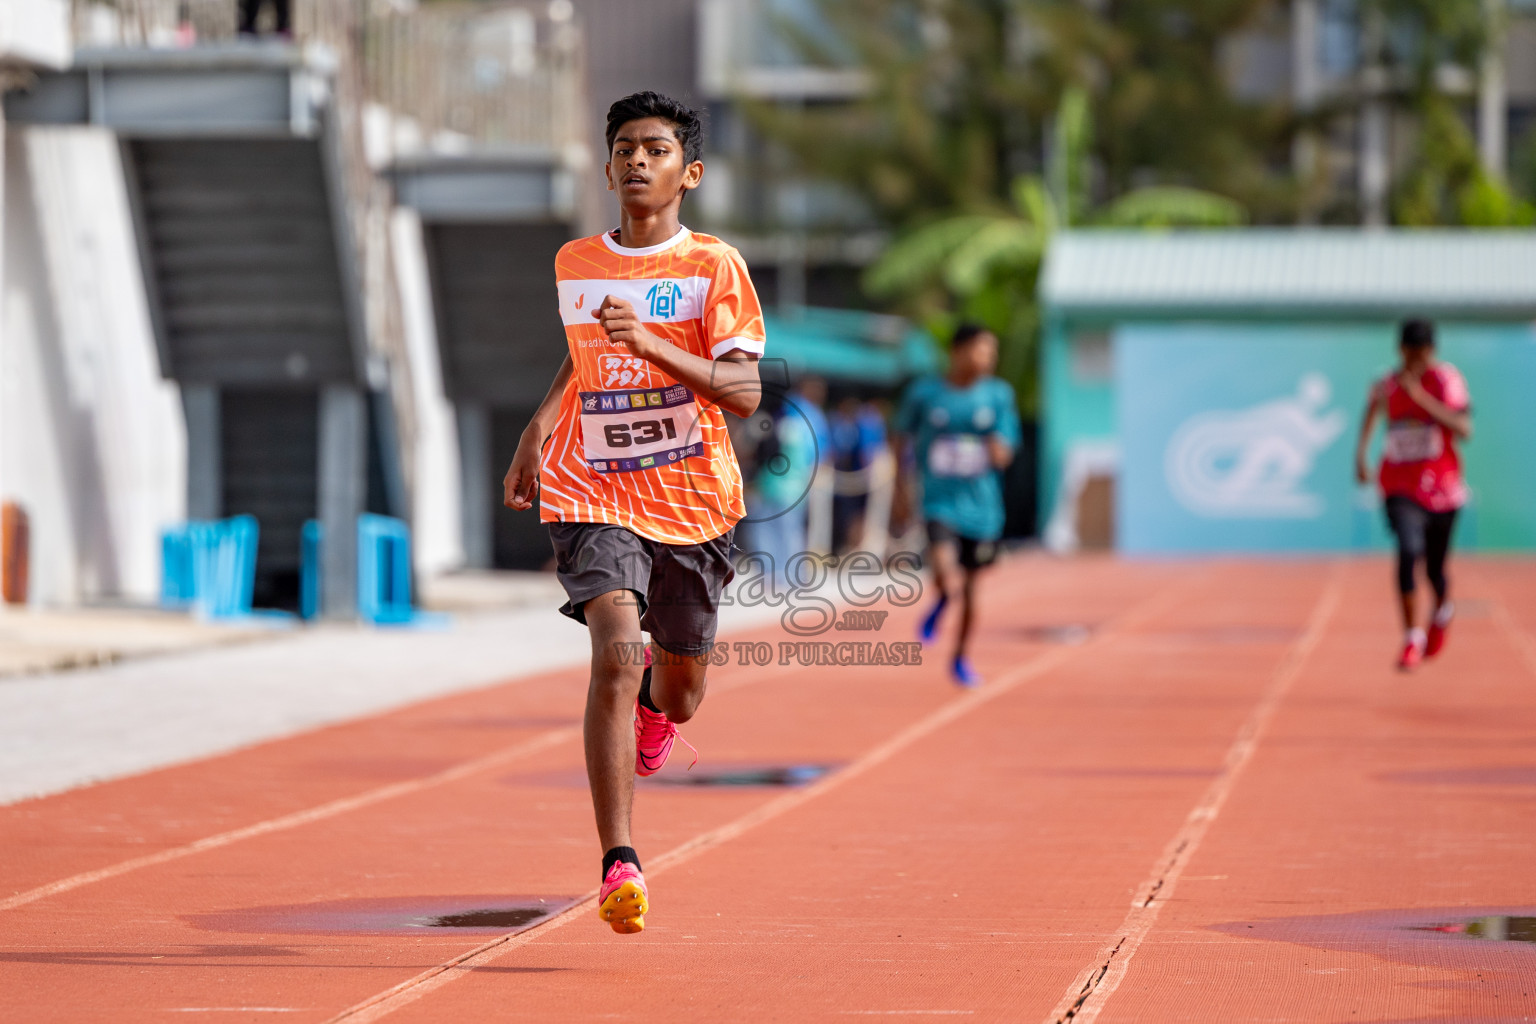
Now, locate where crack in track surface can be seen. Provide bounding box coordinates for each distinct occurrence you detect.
[1045,569,1343,1024]
[322,577,1200,1022]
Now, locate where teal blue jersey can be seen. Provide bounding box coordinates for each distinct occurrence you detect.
[896,375,1021,541]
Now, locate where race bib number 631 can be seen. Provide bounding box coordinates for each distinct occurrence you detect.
[580,384,704,473]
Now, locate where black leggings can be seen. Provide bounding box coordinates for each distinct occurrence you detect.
[1385,495,1457,598]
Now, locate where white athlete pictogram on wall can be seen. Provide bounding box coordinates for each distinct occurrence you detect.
[1164,373,1346,518]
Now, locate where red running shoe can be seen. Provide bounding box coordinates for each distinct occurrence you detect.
[1426,613,1452,659]
[1397,636,1424,671]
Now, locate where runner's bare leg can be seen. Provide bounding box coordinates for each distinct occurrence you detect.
[582,591,646,851]
[956,567,978,661]
[649,647,709,724]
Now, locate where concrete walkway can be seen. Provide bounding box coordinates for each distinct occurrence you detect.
[0,605,262,678]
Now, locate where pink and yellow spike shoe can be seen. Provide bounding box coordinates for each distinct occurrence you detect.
[598,860,648,934]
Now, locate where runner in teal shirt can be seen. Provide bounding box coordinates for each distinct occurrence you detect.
[896,325,1020,687]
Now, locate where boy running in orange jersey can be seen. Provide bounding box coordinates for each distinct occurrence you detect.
[503,92,764,934]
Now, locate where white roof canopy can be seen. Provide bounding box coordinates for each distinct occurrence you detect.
[1040,230,1536,320]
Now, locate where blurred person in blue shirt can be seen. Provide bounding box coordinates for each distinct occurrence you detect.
[789,376,832,467]
[829,394,889,552]
[896,324,1020,688]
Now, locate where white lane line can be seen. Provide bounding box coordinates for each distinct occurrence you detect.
[1043,568,1344,1024]
[322,575,1199,1024]
[0,657,814,915]
[0,729,578,913]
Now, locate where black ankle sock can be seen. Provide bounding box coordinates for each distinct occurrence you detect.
[637,665,660,713]
[602,846,641,878]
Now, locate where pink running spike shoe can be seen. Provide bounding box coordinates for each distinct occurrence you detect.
[598,860,647,934]
[635,702,697,777]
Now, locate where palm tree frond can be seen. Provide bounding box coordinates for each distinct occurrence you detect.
[943,220,1047,296]
[1011,174,1058,232]
[862,214,999,296]
[1093,186,1248,228]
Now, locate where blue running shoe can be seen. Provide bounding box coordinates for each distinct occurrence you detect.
[919,595,948,646]
[951,655,982,688]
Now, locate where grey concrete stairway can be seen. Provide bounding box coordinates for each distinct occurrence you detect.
[5,45,397,615]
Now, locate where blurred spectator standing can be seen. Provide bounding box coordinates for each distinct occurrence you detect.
[787,376,833,555]
[238,0,290,37]
[829,396,889,553]
[790,376,831,464]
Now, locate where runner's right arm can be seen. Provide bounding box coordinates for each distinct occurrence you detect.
[1354,385,1382,484]
[504,355,573,510]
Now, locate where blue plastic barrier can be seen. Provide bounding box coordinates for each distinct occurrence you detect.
[161,528,197,608]
[160,515,258,619]
[358,513,414,625]
[300,519,322,620]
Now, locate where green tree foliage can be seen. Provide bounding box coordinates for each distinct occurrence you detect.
[862,88,1244,413]
[750,1,1270,412]
[1360,0,1535,226]
[756,0,1284,227]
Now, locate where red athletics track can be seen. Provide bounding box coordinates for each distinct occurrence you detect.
[3,556,1536,1022]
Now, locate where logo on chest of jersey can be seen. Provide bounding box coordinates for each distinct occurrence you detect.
[647,281,679,319]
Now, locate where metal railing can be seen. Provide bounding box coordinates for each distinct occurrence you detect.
[366,2,585,154]
[69,0,586,153]
[66,0,590,509]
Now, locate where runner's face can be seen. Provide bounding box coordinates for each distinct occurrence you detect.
[1400,343,1433,374]
[955,332,998,378]
[606,118,702,211]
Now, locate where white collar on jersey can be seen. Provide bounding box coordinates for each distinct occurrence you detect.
[602,225,690,257]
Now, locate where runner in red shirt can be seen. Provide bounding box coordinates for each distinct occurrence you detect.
[1354,319,1473,670]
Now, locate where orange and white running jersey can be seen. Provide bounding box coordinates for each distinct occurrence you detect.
[538,226,766,545]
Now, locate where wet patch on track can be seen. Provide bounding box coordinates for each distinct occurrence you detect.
[1016,624,1096,645]
[187,895,580,936]
[508,762,843,790]
[1211,906,1536,971]
[645,763,839,788]
[1413,916,1536,944]
[1381,766,1536,787]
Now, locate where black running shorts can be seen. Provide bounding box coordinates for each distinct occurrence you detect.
[547,522,736,656]
[925,519,999,571]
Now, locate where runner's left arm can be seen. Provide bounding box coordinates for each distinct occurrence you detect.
[594,296,761,417]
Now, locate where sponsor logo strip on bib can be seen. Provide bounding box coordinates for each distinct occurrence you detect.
[1383,420,1444,464]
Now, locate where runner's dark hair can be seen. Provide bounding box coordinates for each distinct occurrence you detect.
[951,323,992,349]
[1400,318,1435,350]
[605,91,705,165]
